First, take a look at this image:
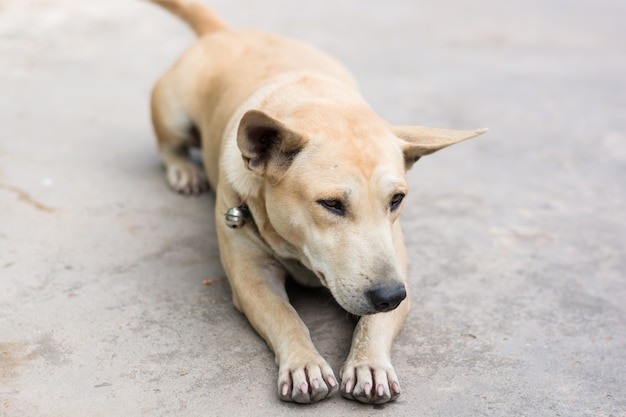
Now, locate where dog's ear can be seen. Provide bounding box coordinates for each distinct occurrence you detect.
[393,125,487,170]
[237,110,308,182]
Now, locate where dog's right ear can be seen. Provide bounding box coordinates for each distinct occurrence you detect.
[237,110,307,182]
[393,125,487,170]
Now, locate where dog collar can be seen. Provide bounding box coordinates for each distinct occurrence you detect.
[225,198,276,256]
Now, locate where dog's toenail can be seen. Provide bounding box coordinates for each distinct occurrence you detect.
[377,384,384,396]
[345,379,354,393]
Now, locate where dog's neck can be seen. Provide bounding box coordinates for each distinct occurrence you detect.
[223,194,321,287]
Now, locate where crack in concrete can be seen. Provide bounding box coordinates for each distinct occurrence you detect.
[0,182,56,213]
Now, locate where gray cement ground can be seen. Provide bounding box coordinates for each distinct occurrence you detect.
[1,0,625,416]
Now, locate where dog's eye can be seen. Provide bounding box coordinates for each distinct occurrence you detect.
[317,199,345,215]
[390,193,405,211]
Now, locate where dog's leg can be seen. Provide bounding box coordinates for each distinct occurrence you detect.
[340,298,408,404]
[217,224,339,403]
[231,258,339,403]
[150,72,208,194]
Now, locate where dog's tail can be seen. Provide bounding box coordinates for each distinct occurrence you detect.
[148,0,228,36]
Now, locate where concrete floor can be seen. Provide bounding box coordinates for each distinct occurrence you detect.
[1,0,625,416]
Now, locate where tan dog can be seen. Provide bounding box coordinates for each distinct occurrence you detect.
[148,0,486,404]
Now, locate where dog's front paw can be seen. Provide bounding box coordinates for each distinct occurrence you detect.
[340,359,401,404]
[277,358,339,403]
[166,163,208,194]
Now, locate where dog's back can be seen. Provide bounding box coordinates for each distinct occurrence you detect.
[149,0,359,186]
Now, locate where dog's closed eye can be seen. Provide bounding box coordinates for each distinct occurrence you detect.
[317,198,345,216]
[390,193,405,211]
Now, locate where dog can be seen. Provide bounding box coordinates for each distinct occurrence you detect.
[147,0,486,404]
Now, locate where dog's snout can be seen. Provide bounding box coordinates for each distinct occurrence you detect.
[368,283,406,313]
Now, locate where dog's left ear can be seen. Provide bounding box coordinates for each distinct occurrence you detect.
[237,109,308,182]
[393,125,488,170]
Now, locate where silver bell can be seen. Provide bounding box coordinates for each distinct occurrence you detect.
[224,206,247,229]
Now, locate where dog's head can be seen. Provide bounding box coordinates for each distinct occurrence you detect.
[236,104,485,316]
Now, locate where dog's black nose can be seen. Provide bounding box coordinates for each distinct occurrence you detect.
[368,283,406,312]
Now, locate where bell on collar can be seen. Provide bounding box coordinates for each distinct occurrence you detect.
[224,206,247,229]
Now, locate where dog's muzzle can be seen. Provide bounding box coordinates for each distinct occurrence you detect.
[367,283,406,313]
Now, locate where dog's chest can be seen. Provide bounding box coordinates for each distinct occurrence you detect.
[279,257,323,288]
